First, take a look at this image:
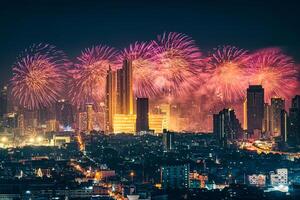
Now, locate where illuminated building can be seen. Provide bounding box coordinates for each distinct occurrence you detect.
[263,103,271,136]
[116,59,134,115]
[247,85,264,135]
[288,95,300,145]
[113,114,136,133]
[280,110,288,143]
[163,130,174,152]
[86,104,94,133]
[105,66,117,133]
[213,108,242,147]
[51,135,71,146]
[189,172,208,189]
[270,168,288,186]
[149,114,167,134]
[136,98,149,132]
[248,174,266,187]
[17,113,25,135]
[158,103,170,130]
[77,112,87,132]
[161,164,190,189]
[46,119,59,132]
[270,97,285,137]
[0,85,8,119]
[243,99,247,130]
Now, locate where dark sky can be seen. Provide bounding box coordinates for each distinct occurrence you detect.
[1,0,300,84]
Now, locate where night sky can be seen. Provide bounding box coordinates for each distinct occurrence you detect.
[1,0,300,85]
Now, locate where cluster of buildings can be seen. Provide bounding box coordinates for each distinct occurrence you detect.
[213,85,300,148]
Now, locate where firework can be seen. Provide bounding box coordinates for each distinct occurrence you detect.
[69,45,118,108]
[205,45,250,103]
[248,48,299,101]
[118,42,158,97]
[10,44,69,110]
[152,32,204,98]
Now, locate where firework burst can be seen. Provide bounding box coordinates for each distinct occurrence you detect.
[118,42,158,97]
[248,48,299,101]
[10,44,69,110]
[69,45,118,109]
[205,45,250,103]
[152,32,204,98]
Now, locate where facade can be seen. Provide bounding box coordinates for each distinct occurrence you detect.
[263,103,271,135]
[270,168,288,186]
[136,98,149,132]
[113,114,136,133]
[55,99,74,128]
[247,85,264,135]
[163,130,174,152]
[280,110,288,143]
[248,174,266,187]
[161,164,190,189]
[270,98,285,137]
[0,85,8,119]
[86,104,94,133]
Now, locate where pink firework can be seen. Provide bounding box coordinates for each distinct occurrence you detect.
[118,42,158,97]
[10,44,69,110]
[206,45,250,103]
[69,45,118,109]
[248,48,299,101]
[152,32,204,98]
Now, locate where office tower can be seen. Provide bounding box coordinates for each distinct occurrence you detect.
[136,98,149,132]
[270,97,285,137]
[113,114,136,133]
[270,169,288,186]
[213,108,243,147]
[55,99,74,127]
[77,111,87,132]
[247,85,264,135]
[149,114,167,133]
[161,164,190,189]
[105,67,117,132]
[116,59,134,115]
[288,95,300,145]
[243,99,247,130]
[0,85,8,119]
[263,103,271,135]
[86,104,94,132]
[163,130,174,152]
[280,110,288,143]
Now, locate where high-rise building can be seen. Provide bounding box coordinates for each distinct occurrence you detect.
[55,99,74,127]
[105,67,117,133]
[149,114,167,133]
[270,168,288,186]
[270,97,285,137]
[247,85,264,135]
[0,85,8,119]
[113,114,136,133]
[86,104,94,133]
[243,99,247,130]
[288,95,300,145]
[116,59,134,115]
[280,110,288,143]
[163,130,174,152]
[161,164,190,189]
[263,103,271,135]
[213,108,243,147]
[136,98,149,132]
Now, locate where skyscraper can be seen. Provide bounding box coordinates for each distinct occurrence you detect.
[163,130,174,152]
[213,108,243,147]
[105,67,116,132]
[288,95,300,145]
[86,103,94,133]
[263,103,271,135]
[136,98,149,132]
[280,110,288,143]
[247,85,264,135]
[116,59,134,115]
[161,163,190,189]
[0,85,8,119]
[55,99,74,128]
[270,98,285,137]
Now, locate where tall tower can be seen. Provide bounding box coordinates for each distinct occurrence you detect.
[247,85,264,135]
[136,98,149,132]
[270,97,285,137]
[105,66,117,132]
[116,59,134,115]
[86,103,94,133]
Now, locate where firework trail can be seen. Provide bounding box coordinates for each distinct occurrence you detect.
[118,41,158,98]
[10,44,69,110]
[248,48,299,101]
[69,45,118,109]
[152,32,204,98]
[204,45,250,103]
